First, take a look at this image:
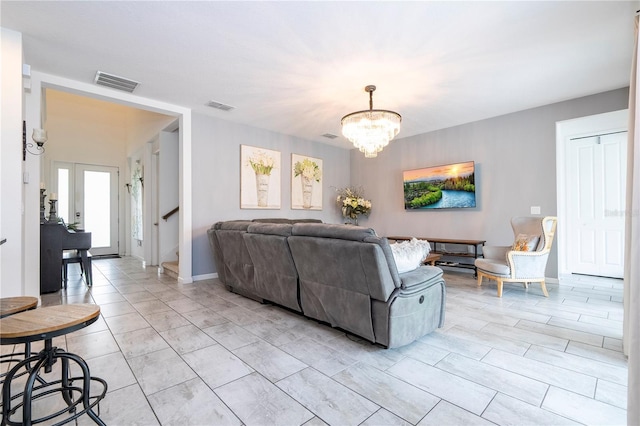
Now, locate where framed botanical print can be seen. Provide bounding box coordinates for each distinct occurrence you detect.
[291,153,322,210]
[240,145,281,209]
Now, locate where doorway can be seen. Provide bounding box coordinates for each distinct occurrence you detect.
[557,110,628,279]
[53,162,119,256]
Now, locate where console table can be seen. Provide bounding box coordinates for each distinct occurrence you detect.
[388,236,485,276]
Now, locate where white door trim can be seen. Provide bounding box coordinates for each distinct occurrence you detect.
[556,109,628,278]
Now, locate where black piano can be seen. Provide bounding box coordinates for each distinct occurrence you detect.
[40,223,92,293]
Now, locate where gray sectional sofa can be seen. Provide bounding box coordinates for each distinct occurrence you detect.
[208,220,446,348]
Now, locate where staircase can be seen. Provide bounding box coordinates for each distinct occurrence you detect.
[161,251,179,279]
[161,260,179,279]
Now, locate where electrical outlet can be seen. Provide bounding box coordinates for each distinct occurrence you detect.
[531,206,541,215]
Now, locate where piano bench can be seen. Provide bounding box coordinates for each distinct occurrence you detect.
[62,250,92,287]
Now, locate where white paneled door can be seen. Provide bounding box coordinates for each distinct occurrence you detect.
[567,131,627,278]
[53,162,119,256]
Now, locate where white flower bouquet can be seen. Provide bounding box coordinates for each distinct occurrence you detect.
[336,186,372,220]
[294,158,322,182]
[248,150,275,175]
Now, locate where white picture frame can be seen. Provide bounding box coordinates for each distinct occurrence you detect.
[240,145,281,209]
[291,153,322,210]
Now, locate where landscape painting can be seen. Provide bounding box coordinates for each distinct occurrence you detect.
[403,161,476,210]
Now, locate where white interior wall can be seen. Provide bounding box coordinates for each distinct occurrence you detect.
[158,130,180,266]
[0,28,26,297]
[191,112,351,278]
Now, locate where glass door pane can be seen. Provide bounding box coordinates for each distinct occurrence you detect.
[57,168,70,224]
[83,170,111,247]
[53,162,119,256]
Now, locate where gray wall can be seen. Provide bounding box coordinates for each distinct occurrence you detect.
[350,88,629,278]
[191,113,350,276]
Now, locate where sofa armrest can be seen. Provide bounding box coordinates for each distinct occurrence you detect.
[507,250,550,279]
[398,265,443,292]
[483,245,510,260]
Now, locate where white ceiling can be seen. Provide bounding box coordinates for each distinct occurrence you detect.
[1,1,636,150]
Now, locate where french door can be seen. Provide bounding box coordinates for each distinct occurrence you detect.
[53,162,119,256]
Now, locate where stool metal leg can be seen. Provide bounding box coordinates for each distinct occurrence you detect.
[2,343,107,426]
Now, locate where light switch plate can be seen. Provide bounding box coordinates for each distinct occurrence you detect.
[531,206,541,215]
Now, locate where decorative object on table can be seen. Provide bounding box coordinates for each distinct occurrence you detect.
[40,185,47,224]
[341,85,401,158]
[335,186,371,225]
[22,120,48,160]
[403,161,476,210]
[291,154,322,210]
[241,145,281,209]
[47,193,59,223]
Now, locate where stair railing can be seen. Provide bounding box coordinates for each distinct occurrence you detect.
[162,206,179,221]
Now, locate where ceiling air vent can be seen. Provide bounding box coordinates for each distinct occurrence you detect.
[206,100,235,111]
[94,71,139,93]
[322,133,338,139]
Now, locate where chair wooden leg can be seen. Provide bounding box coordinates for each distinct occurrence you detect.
[477,273,484,287]
[497,279,503,298]
[540,280,549,297]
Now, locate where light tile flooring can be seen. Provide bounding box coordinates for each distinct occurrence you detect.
[3,257,628,425]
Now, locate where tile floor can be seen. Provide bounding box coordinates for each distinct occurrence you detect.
[2,257,628,425]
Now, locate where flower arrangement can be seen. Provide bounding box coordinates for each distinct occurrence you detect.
[248,150,275,175]
[294,158,322,182]
[336,186,372,220]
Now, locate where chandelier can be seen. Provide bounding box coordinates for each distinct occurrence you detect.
[341,85,402,158]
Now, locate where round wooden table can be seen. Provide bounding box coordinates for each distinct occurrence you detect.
[0,296,38,318]
[0,303,107,425]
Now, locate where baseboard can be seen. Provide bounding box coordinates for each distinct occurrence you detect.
[192,272,218,282]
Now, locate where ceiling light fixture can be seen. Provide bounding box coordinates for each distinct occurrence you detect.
[341,85,401,158]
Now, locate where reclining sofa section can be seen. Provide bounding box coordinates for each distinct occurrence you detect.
[208,221,446,348]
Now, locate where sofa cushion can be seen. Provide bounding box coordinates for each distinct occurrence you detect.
[247,222,293,237]
[252,218,322,224]
[475,258,511,276]
[389,238,431,273]
[292,223,377,241]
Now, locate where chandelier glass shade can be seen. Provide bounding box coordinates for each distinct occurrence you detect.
[341,85,401,158]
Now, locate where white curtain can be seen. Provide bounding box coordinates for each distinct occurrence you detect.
[624,14,640,426]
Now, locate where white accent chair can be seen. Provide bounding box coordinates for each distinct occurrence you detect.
[475,216,557,297]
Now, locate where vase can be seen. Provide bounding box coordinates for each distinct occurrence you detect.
[353,216,358,226]
[48,199,58,223]
[301,176,313,209]
[255,173,270,207]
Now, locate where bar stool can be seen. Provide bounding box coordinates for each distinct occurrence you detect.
[62,249,92,287]
[0,304,107,425]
